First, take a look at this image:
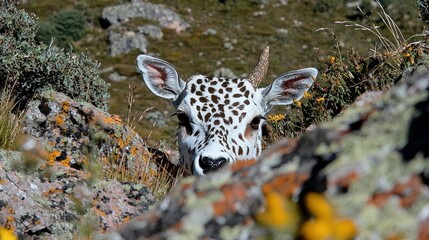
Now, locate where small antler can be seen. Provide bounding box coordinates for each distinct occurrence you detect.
[248,46,269,88]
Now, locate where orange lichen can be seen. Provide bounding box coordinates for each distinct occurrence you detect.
[55,114,65,126]
[59,157,71,167]
[368,175,422,208]
[62,101,70,113]
[104,114,123,125]
[93,205,107,218]
[230,159,256,173]
[43,187,63,197]
[255,191,300,233]
[131,146,137,156]
[330,171,359,190]
[262,173,309,197]
[47,150,61,166]
[212,183,248,217]
[4,208,15,233]
[418,217,429,240]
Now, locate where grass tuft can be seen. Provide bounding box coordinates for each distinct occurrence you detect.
[0,86,25,150]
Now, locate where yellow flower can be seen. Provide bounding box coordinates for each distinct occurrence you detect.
[267,114,285,123]
[303,91,312,99]
[316,97,325,104]
[329,56,335,64]
[0,227,17,240]
[294,99,302,108]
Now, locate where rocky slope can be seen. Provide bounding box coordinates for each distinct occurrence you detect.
[0,90,184,239]
[98,70,429,239]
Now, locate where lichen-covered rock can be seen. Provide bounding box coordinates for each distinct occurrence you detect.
[23,90,160,189]
[98,71,429,239]
[101,0,190,32]
[0,150,156,239]
[107,28,148,56]
[138,25,163,40]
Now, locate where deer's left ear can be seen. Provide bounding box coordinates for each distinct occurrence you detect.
[136,55,186,101]
[261,68,317,114]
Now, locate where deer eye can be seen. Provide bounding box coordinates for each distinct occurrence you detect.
[176,112,192,134]
[250,115,265,130]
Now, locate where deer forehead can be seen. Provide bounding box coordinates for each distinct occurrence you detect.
[177,75,264,121]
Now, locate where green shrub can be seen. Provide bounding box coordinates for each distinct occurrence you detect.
[36,9,87,48]
[313,0,344,14]
[0,2,110,111]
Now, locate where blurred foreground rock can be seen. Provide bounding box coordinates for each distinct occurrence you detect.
[99,71,429,239]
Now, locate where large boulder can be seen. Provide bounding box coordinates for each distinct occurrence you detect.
[101,0,190,32]
[23,90,161,183]
[98,71,429,239]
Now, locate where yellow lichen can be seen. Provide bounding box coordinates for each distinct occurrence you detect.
[300,193,357,240]
[0,227,17,240]
[305,193,335,220]
[255,191,300,234]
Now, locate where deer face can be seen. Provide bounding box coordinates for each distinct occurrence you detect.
[137,47,317,176]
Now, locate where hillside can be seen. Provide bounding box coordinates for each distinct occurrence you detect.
[20,0,421,148]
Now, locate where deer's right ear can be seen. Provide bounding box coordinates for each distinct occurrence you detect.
[137,55,186,100]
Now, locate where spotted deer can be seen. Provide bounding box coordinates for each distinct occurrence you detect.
[137,47,317,176]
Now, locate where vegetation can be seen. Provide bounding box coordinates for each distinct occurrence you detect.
[0,87,25,150]
[36,9,87,48]
[264,1,428,144]
[0,1,110,111]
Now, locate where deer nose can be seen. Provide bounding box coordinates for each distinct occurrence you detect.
[199,157,227,174]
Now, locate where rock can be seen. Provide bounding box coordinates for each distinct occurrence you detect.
[213,67,238,79]
[223,42,233,50]
[107,29,148,56]
[138,25,163,40]
[98,71,429,239]
[23,90,162,187]
[102,0,190,33]
[108,72,127,82]
[202,28,217,36]
[0,149,156,239]
[145,111,167,127]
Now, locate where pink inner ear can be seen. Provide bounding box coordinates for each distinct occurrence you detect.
[148,64,168,87]
[281,76,307,90]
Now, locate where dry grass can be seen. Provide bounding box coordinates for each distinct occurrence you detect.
[0,86,25,150]
[334,0,422,68]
